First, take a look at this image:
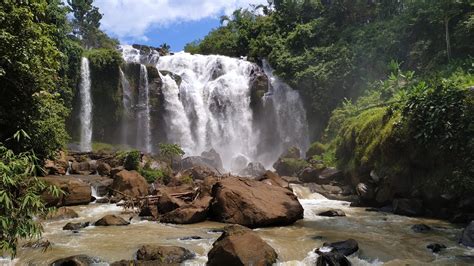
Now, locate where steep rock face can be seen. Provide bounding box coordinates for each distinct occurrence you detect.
[210,177,303,227]
[40,176,92,206]
[111,170,149,198]
[207,225,277,266]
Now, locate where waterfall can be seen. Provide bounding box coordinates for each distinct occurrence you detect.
[157,53,309,169]
[137,65,152,153]
[262,60,310,158]
[79,57,92,152]
[120,68,132,146]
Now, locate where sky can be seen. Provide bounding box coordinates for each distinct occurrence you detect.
[94,0,268,52]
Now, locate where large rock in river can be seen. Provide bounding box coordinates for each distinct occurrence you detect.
[40,176,92,206]
[111,170,148,198]
[136,244,195,263]
[207,224,278,266]
[94,215,129,226]
[460,221,474,247]
[210,177,303,227]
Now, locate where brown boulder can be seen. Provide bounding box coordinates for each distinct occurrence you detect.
[94,215,129,226]
[257,170,289,188]
[71,160,96,175]
[44,207,79,220]
[157,192,186,214]
[40,176,92,206]
[207,224,278,266]
[51,255,105,266]
[136,245,194,263]
[160,196,212,224]
[111,170,149,198]
[97,162,111,176]
[210,177,303,227]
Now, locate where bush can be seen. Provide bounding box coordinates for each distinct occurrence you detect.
[0,131,62,257]
[306,142,326,158]
[274,158,309,176]
[139,167,165,183]
[124,150,141,171]
[92,142,115,153]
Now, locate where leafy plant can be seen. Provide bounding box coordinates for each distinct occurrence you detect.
[0,131,62,257]
[158,143,184,166]
[123,150,141,171]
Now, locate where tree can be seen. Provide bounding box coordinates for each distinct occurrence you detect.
[0,131,62,257]
[158,143,184,166]
[67,0,101,48]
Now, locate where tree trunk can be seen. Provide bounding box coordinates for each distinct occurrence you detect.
[445,15,452,62]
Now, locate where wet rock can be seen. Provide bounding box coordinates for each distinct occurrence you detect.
[210,177,303,227]
[460,221,474,247]
[178,165,219,181]
[63,222,90,231]
[356,183,375,202]
[298,167,321,183]
[257,170,289,188]
[71,160,97,175]
[160,196,212,224]
[136,244,195,263]
[281,146,301,159]
[110,166,124,177]
[375,183,392,205]
[40,176,92,206]
[44,207,79,220]
[22,239,51,249]
[230,155,249,172]
[318,209,346,217]
[319,167,343,182]
[156,191,186,214]
[411,224,432,233]
[180,156,220,172]
[317,239,359,256]
[94,215,130,226]
[200,148,223,171]
[97,162,111,176]
[239,162,266,177]
[95,197,109,204]
[111,170,149,198]
[51,255,105,266]
[393,198,423,217]
[273,157,309,176]
[207,224,278,266]
[316,252,351,266]
[110,260,158,266]
[427,243,446,253]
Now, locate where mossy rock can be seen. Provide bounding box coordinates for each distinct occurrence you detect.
[273,158,309,176]
[306,142,326,158]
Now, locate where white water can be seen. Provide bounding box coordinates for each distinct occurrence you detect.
[119,45,160,65]
[157,53,309,169]
[136,65,152,153]
[119,68,132,146]
[79,57,92,152]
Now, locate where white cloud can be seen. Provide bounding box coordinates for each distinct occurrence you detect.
[94,0,267,40]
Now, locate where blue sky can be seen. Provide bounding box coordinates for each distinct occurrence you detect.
[94,0,267,52]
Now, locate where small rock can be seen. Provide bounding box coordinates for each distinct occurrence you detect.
[316,252,351,266]
[411,224,432,233]
[318,209,346,217]
[317,239,359,256]
[97,162,111,176]
[94,215,129,226]
[63,222,90,231]
[427,243,446,253]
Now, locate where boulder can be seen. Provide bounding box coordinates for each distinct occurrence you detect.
[94,215,129,226]
[231,155,249,172]
[393,198,423,217]
[179,165,219,181]
[427,243,446,253]
[111,170,149,198]
[281,146,301,159]
[317,239,359,256]
[51,255,105,266]
[207,224,278,266]
[44,207,79,220]
[318,209,346,217]
[356,183,375,202]
[63,222,90,231]
[210,177,303,227]
[136,244,194,263]
[201,148,223,171]
[298,167,321,183]
[238,162,266,177]
[97,162,111,176]
[319,167,343,182]
[40,176,92,206]
[273,158,309,176]
[316,252,351,266]
[180,156,220,172]
[110,260,159,266]
[257,170,289,188]
[71,160,97,175]
[160,196,212,224]
[460,221,474,247]
[44,159,68,175]
[156,192,186,214]
[110,166,124,177]
[411,224,432,233]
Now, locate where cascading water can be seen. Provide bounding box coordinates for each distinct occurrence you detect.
[119,44,160,65]
[119,68,132,146]
[79,57,92,152]
[262,60,310,158]
[137,65,152,153]
[157,53,309,169]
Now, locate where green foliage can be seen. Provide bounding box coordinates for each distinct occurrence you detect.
[124,150,141,171]
[92,142,115,153]
[0,1,73,159]
[158,143,185,165]
[276,158,309,176]
[0,131,62,257]
[306,142,326,158]
[139,167,165,184]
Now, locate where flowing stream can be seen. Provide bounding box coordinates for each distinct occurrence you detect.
[79,57,92,152]
[11,186,474,265]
